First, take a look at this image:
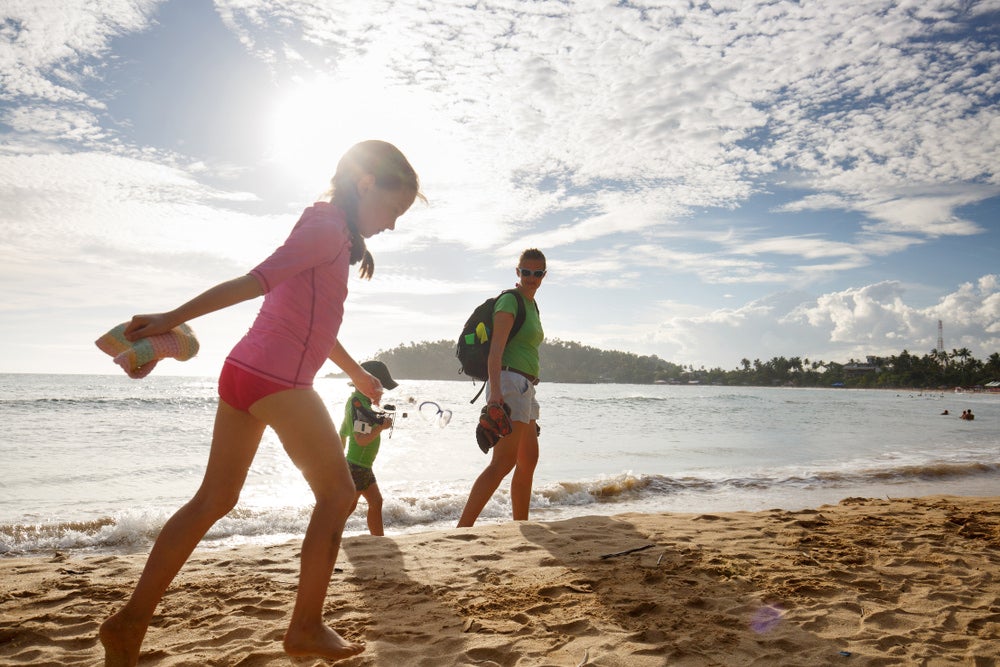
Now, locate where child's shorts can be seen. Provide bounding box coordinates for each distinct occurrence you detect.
[218,362,293,412]
[348,462,377,492]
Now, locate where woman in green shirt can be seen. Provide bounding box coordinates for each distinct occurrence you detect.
[458,249,546,527]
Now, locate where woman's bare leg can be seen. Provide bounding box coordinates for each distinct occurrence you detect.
[456,435,519,527]
[249,389,364,662]
[100,401,265,667]
[510,421,539,521]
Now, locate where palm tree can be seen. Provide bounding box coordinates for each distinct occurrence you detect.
[986,352,1000,377]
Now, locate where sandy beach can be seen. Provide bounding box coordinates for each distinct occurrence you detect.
[1,495,997,666]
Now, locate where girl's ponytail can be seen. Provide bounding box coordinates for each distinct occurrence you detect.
[326,140,422,281]
[357,248,374,280]
[327,169,373,279]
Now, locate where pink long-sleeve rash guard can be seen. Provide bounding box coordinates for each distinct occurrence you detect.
[226,202,352,387]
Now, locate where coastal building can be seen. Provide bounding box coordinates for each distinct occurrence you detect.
[842,356,881,377]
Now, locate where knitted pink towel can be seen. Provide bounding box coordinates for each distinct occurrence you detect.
[95,322,199,379]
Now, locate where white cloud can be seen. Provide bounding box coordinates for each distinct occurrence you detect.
[0,1,158,104]
[593,276,1000,369]
[10,0,998,265]
[0,104,106,143]
[861,190,990,237]
[0,150,286,316]
[810,277,1000,359]
[1,1,998,374]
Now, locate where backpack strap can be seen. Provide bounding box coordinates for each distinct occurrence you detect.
[501,289,530,341]
[470,382,486,404]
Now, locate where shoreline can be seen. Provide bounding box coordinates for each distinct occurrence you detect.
[2,494,997,666]
[4,472,999,557]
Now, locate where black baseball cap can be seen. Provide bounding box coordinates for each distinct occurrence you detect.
[361,360,398,390]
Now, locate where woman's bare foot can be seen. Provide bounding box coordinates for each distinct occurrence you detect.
[99,611,147,667]
[283,624,365,663]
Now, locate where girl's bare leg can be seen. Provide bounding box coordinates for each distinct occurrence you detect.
[100,401,266,667]
[250,389,364,662]
[456,434,519,527]
[509,421,539,521]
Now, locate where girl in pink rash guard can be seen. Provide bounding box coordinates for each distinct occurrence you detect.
[100,140,423,667]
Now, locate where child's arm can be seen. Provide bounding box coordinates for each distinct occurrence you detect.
[125,275,264,341]
[353,420,392,447]
[329,340,383,405]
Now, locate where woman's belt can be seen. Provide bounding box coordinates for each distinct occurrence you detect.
[501,366,539,385]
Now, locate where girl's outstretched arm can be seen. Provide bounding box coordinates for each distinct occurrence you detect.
[329,340,383,405]
[124,275,264,341]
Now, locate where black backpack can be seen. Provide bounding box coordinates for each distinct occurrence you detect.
[456,289,536,402]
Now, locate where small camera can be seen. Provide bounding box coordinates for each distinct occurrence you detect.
[351,400,403,436]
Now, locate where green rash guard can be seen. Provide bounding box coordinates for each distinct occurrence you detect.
[339,391,380,468]
[494,291,543,378]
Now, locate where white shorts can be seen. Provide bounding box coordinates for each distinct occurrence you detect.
[488,370,539,423]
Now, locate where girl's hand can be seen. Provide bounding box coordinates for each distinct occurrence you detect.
[123,313,176,341]
[353,370,384,406]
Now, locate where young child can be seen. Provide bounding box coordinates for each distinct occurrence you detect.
[99,140,422,667]
[340,360,399,536]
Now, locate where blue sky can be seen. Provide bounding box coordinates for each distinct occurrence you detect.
[1,0,998,377]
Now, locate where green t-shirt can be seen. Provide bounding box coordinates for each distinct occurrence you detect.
[494,291,543,378]
[339,391,380,468]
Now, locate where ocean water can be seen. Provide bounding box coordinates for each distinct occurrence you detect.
[1,373,997,556]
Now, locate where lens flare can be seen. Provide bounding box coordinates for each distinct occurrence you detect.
[750,604,784,633]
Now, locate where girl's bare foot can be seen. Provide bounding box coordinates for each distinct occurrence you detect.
[284,624,365,663]
[99,612,147,667]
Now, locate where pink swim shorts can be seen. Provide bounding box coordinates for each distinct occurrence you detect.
[218,362,294,412]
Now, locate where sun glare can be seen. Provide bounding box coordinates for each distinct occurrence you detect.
[267,73,436,189]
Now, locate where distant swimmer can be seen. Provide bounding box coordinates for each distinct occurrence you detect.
[960,409,975,421]
[941,409,950,415]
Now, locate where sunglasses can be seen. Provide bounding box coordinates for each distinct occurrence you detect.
[518,268,547,278]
